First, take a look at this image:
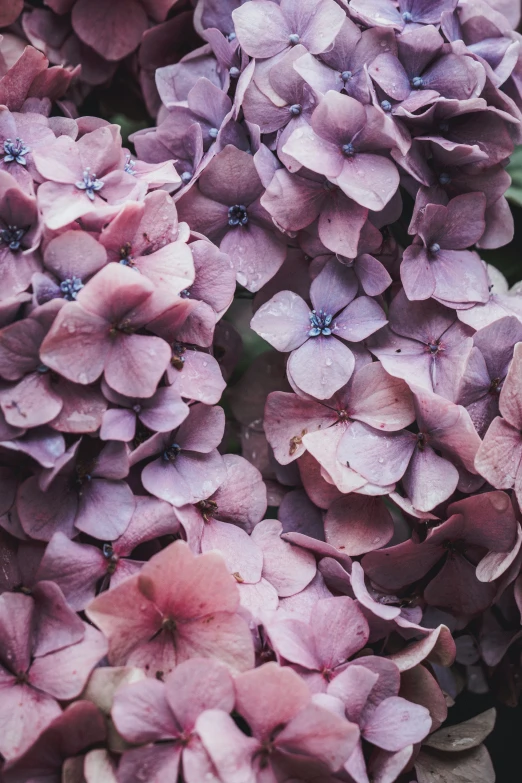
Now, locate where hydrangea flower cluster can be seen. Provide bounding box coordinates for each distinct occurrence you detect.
[0,0,521,780]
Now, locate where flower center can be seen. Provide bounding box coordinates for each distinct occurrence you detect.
[181,171,192,183]
[426,340,441,354]
[429,243,441,254]
[124,154,136,175]
[180,288,191,298]
[229,66,240,78]
[439,172,451,185]
[289,104,302,116]
[489,377,502,395]
[416,432,428,450]
[288,33,300,45]
[60,277,84,301]
[309,309,333,337]
[341,70,353,82]
[381,100,392,112]
[102,543,119,574]
[3,137,30,165]
[162,617,177,633]
[228,204,248,227]
[209,127,219,139]
[411,76,424,89]
[197,498,218,521]
[171,343,186,371]
[0,225,25,251]
[342,142,355,157]
[402,11,413,21]
[163,443,181,462]
[75,168,104,201]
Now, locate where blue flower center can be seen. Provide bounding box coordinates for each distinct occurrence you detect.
[309,309,333,337]
[3,137,30,165]
[381,100,392,112]
[411,76,424,89]
[341,70,353,82]
[289,104,302,116]
[228,204,248,227]
[289,33,300,45]
[0,225,25,251]
[402,11,413,21]
[342,143,355,157]
[124,154,136,175]
[209,127,219,139]
[75,168,104,200]
[163,443,181,462]
[60,277,84,301]
[180,288,191,298]
[439,172,451,185]
[181,171,192,183]
[229,66,240,78]
[429,243,441,254]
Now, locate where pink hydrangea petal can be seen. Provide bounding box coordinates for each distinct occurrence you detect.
[195,709,258,782]
[36,533,107,611]
[362,696,432,751]
[117,745,182,783]
[251,290,310,352]
[72,0,148,61]
[289,337,355,401]
[0,677,61,762]
[201,518,263,584]
[251,519,316,597]
[324,495,394,556]
[112,678,180,743]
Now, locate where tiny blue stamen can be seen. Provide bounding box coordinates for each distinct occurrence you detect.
[0,225,25,251]
[381,100,392,112]
[228,204,248,227]
[163,443,181,462]
[76,168,104,200]
[289,104,302,116]
[37,364,49,374]
[60,277,84,301]
[439,172,451,185]
[229,66,240,78]
[341,70,353,82]
[289,33,300,45]
[342,143,355,157]
[411,76,424,89]
[180,288,191,298]
[309,309,334,337]
[402,11,413,21]
[429,243,441,254]
[209,127,219,139]
[181,171,192,184]
[227,32,236,42]
[124,154,136,175]
[3,137,30,166]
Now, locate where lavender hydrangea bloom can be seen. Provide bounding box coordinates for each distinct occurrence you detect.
[251,259,387,399]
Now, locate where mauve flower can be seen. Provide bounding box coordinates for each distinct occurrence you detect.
[0,106,55,190]
[0,590,107,761]
[326,657,432,783]
[100,383,189,443]
[338,385,481,512]
[17,438,135,541]
[36,495,180,610]
[350,0,458,30]
[294,17,395,105]
[401,193,489,306]
[458,316,522,437]
[196,662,359,780]
[39,263,173,399]
[177,144,286,292]
[157,76,233,152]
[267,595,369,691]
[112,658,235,783]
[130,403,226,507]
[251,259,387,399]
[0,170,40,300]
[33,229,107,305]
[368,25,485,106]
[363,492,517,615]
[232,0,346,59]
[282,91,401,212]
[1,701,106,783]
[33,125,145,229]
[86,540,255,675]
[369,289,474,402]
[261,167,369,259]
[175,454,266,572]
[475,342,522,506]
[46,0,180,62]
[264,360,414,467]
